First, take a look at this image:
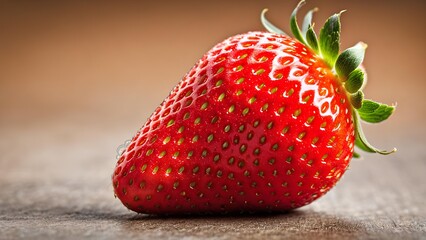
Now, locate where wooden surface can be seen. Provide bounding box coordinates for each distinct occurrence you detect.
[0,1,425,239]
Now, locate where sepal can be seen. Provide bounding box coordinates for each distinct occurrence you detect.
[353,110,397,155]
[335,42,367,80]
[352,151,361,158]
[290,0,307,45]
[306,25,319,53]
[319,11,343,67]
[345,69,364,93]
[350,91,364,109]
[261,9,288,36]
[302,7,318,36]
[357,99,396,123]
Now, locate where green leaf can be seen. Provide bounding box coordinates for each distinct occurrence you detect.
[302,8,318,36]
[290,0,307,45]
[319,11,343,67]
[306,24,319,53]
[353,110,396,155]
[335,42,367,80]
[345,69,364,93]
[357,99,395,123]
[261,9,287,36]
[350,91,364,109]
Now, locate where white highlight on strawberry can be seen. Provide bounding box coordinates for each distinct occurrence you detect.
[227,31,339,121]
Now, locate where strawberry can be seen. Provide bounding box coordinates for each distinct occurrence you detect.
[112,0,396,214]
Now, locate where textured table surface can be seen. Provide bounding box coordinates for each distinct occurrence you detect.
[1,1,425,239]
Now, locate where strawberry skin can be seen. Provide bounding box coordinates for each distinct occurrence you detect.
[113,1,396,215]
[113,31,354,214]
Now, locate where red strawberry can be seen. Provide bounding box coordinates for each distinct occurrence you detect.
[113,0,395,214]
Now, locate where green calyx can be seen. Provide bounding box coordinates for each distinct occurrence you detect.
[260,0,396,156]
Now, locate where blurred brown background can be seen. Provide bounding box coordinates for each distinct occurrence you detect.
[1,0,425,239]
